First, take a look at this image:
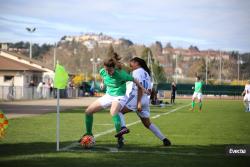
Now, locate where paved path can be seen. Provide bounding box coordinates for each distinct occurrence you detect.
[0,97,98,119]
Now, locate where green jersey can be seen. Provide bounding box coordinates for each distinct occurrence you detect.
[194,81,203,93]
[99,68,133,96]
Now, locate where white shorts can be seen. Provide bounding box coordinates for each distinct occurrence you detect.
[125,94,150,118]
[243,94,250,101]
[98,94,128,109]
[192,92,202,100]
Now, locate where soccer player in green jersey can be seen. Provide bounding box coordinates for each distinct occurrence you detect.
[191,76,203,112]
[79,53,145,148]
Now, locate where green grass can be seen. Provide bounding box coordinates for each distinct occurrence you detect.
[0,99,250,167]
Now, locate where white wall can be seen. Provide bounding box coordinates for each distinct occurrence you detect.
[0,71,24,87]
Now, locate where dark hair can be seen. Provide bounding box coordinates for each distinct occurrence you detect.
[103,52,122,69]
[196,76,200,80]
[130,57,151,76]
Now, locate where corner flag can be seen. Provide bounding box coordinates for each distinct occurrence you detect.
[54,64,69,89]
[53,63,68,151]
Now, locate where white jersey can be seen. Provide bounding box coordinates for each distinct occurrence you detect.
[244,84,250,94]
[125,67,152,118]
[129,67,152,96]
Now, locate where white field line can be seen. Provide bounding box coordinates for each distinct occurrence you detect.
[64,147,225,157]
[61,103,190,151]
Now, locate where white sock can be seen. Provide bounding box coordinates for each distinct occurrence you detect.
[118,112,126,127]
[149,123,166,141]
[244,101,249,111]
[248,101,250,111]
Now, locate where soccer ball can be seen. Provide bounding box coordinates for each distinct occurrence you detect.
[80,135,95,149]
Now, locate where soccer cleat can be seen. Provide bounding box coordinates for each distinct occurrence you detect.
[117,136,124,149]
[163,138,171,146]
[189,108,194,112]
[115,127,130,138]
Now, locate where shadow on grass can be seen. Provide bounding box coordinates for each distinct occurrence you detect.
[0,142,249,167]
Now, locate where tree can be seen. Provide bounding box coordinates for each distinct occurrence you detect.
[155,41,163,53]
[107,44,115,58]
[189,45,199,52]
[140,47,166,83]
[60,36,67,40]
[165,42,173,49]
[119,38,133,47]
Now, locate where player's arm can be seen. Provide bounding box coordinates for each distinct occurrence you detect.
[123,69,148,94]
[242,89,246,96]
[100,79,104,90]
[137,85,143,112]
[132,78,148,94]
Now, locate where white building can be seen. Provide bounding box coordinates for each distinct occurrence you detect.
[0,50,54,100]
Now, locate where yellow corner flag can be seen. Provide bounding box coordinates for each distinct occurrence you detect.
[54,63,69,89]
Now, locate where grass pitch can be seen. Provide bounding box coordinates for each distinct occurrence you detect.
[0,99,250,167]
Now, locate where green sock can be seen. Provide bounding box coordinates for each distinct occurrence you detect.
[85,114,93,135]
[199,102,202,110]
[192,101,195,108]
[112,114,121,133]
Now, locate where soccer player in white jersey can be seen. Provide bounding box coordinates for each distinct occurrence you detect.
[242,80,250,112]
[115,57,171,146]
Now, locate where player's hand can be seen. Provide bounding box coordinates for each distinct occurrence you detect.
[100,82,104,90]
[137,103,142,112]
[142,88,151,95]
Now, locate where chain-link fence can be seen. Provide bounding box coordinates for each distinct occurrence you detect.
[0,86,80,101]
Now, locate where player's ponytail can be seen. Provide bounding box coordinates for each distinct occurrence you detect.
[130,57,151,76]
[103,52,122,69]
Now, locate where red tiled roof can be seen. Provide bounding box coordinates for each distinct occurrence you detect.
[0,56,45,72]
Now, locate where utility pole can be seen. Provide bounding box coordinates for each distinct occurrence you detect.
[219,50,222,84]
[53,42,57,69]
[206,53,208,85]
[148,50,156,84]
[26,27,36,59]
[237,54,240,83]
[175,54,178,84]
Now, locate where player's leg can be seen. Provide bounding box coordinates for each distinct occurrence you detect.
[110,101,123,133]
[248,95,250,112]
[78,98,105,142]
[243,96,249,112]
[139,96,171,146]
[198,99,202,112]
[110,101,128,148]
[191,93,196,111]
[110,96,128,148]
[115,94,137,138]
[115,107,132,138]
[80,94,111,140]
[84,99,103,135]
[139,116,171,146]
[198,93,202,112]
[173,94,176,104]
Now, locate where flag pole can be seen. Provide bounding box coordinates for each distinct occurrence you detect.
[56,88,60,151]
[54,61,68,151]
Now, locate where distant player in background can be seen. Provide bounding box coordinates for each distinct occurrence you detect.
[242,80,250,112]
[116,57,171,146]
[170,82,177,104]
[191,76,204,112]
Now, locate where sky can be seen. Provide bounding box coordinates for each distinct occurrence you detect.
[0,0,250,52]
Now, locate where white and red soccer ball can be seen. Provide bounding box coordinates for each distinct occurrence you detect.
[80,135,95,148]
